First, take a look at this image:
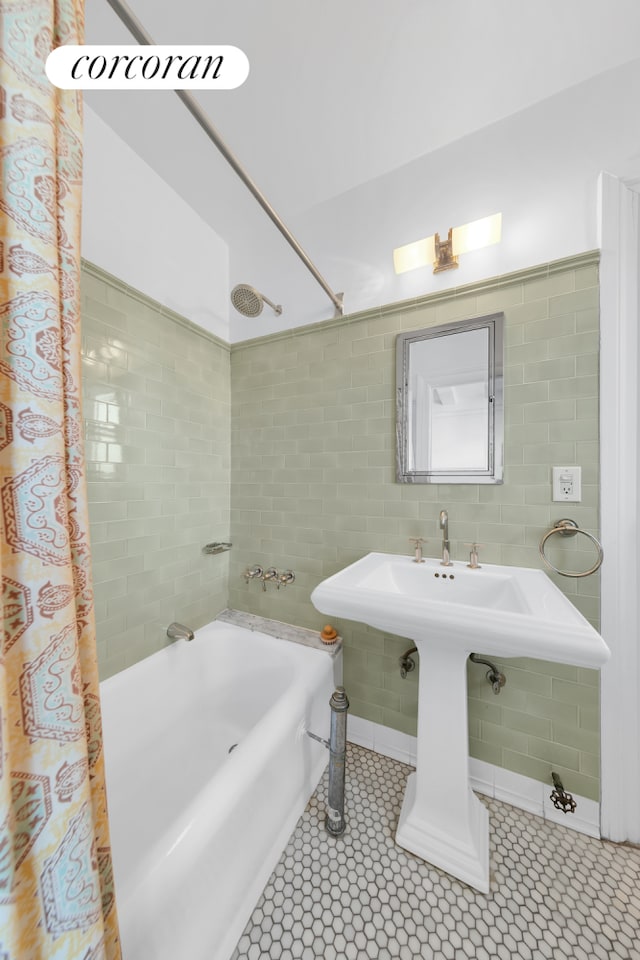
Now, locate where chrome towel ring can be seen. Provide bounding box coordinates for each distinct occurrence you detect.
[539,519,603,578]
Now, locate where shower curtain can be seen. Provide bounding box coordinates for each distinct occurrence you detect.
[0,1,121,956]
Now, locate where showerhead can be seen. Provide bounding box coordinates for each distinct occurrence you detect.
[230,284,282,318]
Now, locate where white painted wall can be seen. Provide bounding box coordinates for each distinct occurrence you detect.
[82,105,230,341]
[229,57,640,340]
[82,57,640,343]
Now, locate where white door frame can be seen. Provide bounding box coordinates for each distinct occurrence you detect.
[598,170,640,842]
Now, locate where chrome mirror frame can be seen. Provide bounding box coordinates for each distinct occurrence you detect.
[395,312,504,484]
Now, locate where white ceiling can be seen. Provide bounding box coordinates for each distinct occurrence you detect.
[84,0,640,336]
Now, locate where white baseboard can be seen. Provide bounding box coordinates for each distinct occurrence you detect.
[347,716,600,839]
[348,714,418,766]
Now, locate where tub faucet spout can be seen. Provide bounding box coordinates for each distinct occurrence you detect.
[439,510,453,566]
[167,622,195,642]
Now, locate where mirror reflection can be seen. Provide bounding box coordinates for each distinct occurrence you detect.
[396,313,504,484]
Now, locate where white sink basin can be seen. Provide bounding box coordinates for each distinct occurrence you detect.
[311,552,610,893]
[311,552,609,669]
[359,560,528,611]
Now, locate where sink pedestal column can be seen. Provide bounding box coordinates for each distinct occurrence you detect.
[395,643,489,892]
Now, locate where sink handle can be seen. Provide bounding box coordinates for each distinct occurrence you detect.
[276,570,295,590]
[464,542,484,569]
[408,537,426,564]
[244,565,263,583]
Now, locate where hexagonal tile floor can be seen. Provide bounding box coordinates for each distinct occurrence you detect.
[230,744,640,960]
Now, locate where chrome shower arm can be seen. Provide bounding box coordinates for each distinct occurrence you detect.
[104,0,345,318]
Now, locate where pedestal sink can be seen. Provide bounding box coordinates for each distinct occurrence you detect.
[311,552,610,892]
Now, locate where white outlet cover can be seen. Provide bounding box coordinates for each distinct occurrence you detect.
[552,465,582,502]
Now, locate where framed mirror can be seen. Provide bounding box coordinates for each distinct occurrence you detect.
[396,312,504,483]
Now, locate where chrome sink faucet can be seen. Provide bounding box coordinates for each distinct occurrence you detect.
[439,510,453,566]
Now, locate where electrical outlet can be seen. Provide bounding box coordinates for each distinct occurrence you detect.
[552,466,582,502]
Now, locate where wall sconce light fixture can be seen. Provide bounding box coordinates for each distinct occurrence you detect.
[393,213,502,275]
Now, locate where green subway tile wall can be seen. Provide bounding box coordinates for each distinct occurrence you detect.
[229,253,602,800]
[80,253,601,800]
[81,262,231,679]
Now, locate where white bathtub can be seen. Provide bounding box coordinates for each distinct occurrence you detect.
[100,614,342,960]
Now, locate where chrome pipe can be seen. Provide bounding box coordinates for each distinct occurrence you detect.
[469,652,506,694]
[325,686,349,837]
[399,645,418,679]
[104,0,344,317]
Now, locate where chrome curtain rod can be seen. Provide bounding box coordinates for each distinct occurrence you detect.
[103,0,344,317]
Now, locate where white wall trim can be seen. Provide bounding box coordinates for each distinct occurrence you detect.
[598,171,640,843]
[348,716,600,839]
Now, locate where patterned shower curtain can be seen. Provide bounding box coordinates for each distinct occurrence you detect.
[0,1,121,957]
